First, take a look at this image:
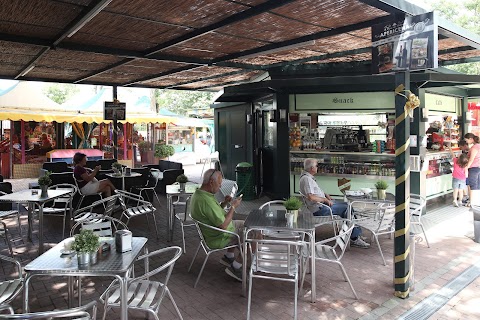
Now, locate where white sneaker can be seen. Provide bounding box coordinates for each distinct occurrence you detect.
[351,237,370,248]
[453,200,459,207]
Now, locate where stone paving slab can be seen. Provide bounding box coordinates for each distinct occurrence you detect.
[0,173,479,319]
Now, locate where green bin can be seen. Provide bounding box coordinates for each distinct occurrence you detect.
[235,162,255,200]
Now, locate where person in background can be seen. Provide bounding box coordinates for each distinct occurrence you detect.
[464,133,480,207]
[299,158,370,248]
[190,169,245,281]
[73,152,116,197]
[446,146,469,207]
[459,140,470,203]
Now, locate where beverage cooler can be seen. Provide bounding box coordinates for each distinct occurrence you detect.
[424,151,461,199]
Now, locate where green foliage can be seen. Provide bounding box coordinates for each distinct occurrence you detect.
[375,180,389,190]
[112,162,123,170]
[176,174,188,183]
[155,144,175,158]
[71,230,99,253]
[38,171,52,186]
[43,84,79,105]
[284,196,302,210]
[155,89,214,116]
[138,140,152,152]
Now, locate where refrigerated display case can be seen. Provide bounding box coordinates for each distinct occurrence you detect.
[290,151,395,197]
[425,150,461,199]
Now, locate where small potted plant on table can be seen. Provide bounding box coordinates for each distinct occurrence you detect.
[38,171,52,197]
[72,229,100,265]
[375,180,389,200]
[112,162,123,176]
[176,174,188,192]
[284,196,303,223]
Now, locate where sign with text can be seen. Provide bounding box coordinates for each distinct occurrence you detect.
[372,12,438,74]
[291,92,394,111]
[104,101,126,120]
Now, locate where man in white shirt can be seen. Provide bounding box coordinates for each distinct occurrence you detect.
[299,158,369,248]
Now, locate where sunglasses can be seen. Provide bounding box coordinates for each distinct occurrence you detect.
[208,170,219,182]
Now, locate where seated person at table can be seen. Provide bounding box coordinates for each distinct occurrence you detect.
[299,158,370,248]
[190,168,244,281]
[73,152,116,197]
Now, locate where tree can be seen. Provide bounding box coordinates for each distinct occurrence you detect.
[420,0,480,74]
[43,83,79,104]
[155,89,214,116]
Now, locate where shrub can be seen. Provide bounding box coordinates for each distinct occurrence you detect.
[138,140,152,152]
[38,171,52,186]
[71,229,99,253]
[155,144,175,158]
[176,174,188,183]
[375,180,389,190]
[284,196,302,211]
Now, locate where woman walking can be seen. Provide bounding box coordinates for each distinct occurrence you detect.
[464,133,480,206]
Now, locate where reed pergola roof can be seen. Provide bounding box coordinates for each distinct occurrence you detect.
[1,0,479,91]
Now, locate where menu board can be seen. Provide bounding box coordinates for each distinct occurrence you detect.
[371,12,438,74]
[104,101,126,120]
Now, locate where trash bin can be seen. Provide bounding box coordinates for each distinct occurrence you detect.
[235,162,255,200]
[472,205,480,243]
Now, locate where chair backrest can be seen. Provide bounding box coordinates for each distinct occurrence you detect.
[245,228,306,276]
[0,300,97,319]
[71,214,128,237]
[259,200,285,211]
[410,194,426,217]
[189,213,237,250]
[48,183,77,206]
[135,246,182,281]
[73,195,119,221]
[332,222,355,260]
[377,206,396,233]
[181,196,192,222]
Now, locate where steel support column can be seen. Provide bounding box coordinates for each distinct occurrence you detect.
[394,72,411,298]
[113,86,118,160]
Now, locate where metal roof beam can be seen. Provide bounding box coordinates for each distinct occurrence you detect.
[356,0,427,16]
[143,0,295,57]
[439,56,480,66]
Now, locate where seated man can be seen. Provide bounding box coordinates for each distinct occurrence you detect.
[299,158,370,248]
[191,168,244,281]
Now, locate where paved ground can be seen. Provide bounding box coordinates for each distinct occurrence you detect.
[0,164,479,319]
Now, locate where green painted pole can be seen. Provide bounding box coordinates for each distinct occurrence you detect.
[394,72,411,299]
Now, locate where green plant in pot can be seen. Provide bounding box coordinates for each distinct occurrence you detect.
[154,144,175,159]
[137,140,152,152]
[71,229,100,265]
[375,180,389,200]
[284,196,302,222]
[38,171,52,197]
[176,174,188,191]
[112,162,123,175]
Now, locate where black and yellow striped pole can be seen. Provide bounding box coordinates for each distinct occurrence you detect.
[394,72,411,299]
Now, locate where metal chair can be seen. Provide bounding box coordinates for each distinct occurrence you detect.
[0,221,14,256]
[298,190,339,225]
[0,190,23,237]
[355,205,396,265]
[32,184,77,238]
[301,221,358,299]
[72,195,119,227]
[129,168,161,205]
[172,196,195,254]
[0,254,23,315]
[115,190,159,239]
[100,246,183,320]
[410,194,429,247]
[71,213,129,237]
[72,173,103,210]
[246,228,307,320]
[188,214,243,288]
[0,300,97,319]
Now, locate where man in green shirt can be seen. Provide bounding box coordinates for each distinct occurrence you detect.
[191,168,244,281]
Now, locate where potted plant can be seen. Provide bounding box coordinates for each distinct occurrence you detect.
[112,162,123,175]
[284,196,302,223]
[71,229,100,265]
[154,144,175,160]
[38,171,52,197]
[375,180,389,200]
[176,174,188,191]
[138,141,153,163]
